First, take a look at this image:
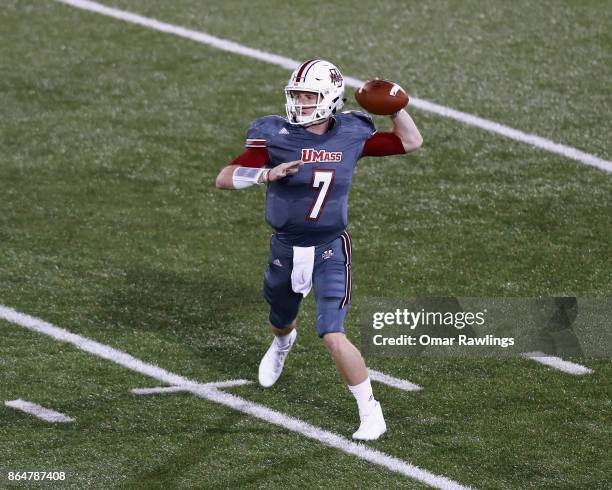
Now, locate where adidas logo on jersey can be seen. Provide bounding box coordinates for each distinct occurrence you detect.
[279,127,289,135]
[301,148,343,163]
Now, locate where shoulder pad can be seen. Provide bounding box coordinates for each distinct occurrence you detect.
[246,115,287,147]
[250,115,287,134]
[341,110,374,124]
[339,110,376,136]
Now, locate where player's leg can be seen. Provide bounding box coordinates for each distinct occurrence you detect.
[259,236,301,387]
[270,320,296,337]
[267,318,297,353]
[318,307,386,441]
[314,233,386,440]
[321,331,367,385]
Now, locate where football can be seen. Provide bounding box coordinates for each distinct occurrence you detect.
[354,79,409,115]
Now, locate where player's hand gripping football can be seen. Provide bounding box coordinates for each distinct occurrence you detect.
[263,160,304,183]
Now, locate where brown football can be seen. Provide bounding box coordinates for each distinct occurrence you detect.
[354,79,409,115]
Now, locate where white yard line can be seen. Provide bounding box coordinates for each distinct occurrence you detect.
[132,386,189,395]
[5,399,74,423]
[0,305,471,490]
[54,0,611,173]
[369,368,422,391]
[522,352,593,375]
[132,380,253,395]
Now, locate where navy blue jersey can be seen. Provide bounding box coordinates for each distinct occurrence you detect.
[246,112,376,246]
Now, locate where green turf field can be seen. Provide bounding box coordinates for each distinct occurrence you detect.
[1,1,611,488]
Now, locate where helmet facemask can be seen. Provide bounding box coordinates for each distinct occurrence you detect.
[284,60,345,127]
[285,89,332,127]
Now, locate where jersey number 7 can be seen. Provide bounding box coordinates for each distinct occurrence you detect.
[307,169,335,221]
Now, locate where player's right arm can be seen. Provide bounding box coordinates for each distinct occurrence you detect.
[215,157,304,190]
[215,147,268,190]
[216,117,303,190]
[216,118,271,190]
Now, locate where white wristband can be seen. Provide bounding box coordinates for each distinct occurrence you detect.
[232,167,266,189]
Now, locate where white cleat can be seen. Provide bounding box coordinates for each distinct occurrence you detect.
[352,401,387,441]
[258,329,297,388]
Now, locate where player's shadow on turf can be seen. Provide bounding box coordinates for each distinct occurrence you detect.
[97,266,269,374]
[532,297,584,357]
[119,409,284,488]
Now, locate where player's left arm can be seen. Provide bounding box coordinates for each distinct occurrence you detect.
[390,108,423,153]
[360,110,423,158]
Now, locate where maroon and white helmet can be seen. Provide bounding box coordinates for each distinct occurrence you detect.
[285,59,345,127]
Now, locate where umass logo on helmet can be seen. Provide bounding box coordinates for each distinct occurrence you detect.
[301,148,343,163]
[329,68,343,87]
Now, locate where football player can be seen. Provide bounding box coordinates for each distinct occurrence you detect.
[216,59,422,440]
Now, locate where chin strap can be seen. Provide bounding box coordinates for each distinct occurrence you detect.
[300,114,335,129]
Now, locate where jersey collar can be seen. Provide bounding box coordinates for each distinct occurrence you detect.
[298,116,340,140]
